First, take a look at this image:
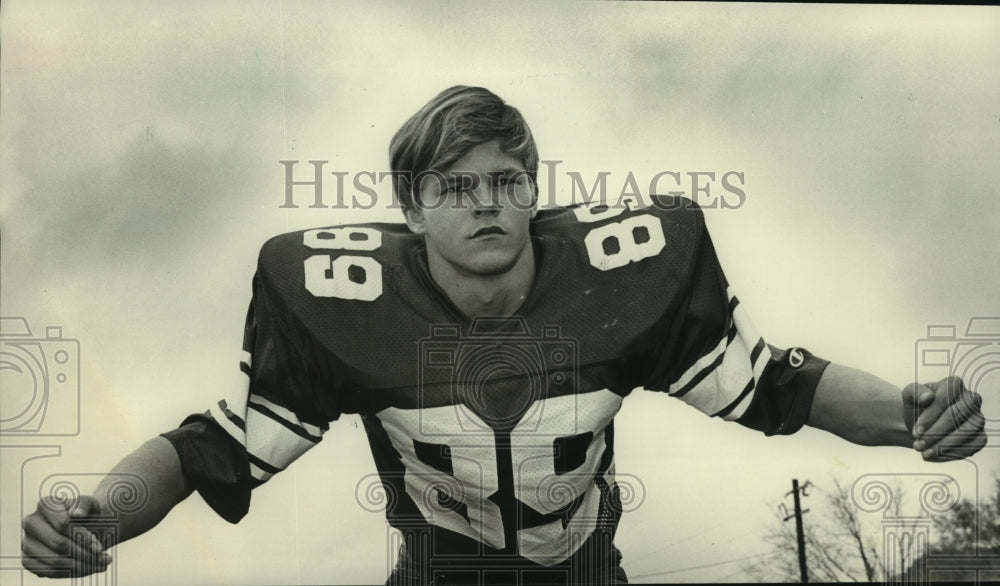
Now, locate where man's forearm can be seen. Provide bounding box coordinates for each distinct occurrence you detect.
[807,363,912,448]
[92,436,193,545]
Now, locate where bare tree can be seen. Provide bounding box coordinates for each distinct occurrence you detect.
[745,477,915,583]
[915,472,1000,582]
[932,472,999,554]
[748,474,1000,583]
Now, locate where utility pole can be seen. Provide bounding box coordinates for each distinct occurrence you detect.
[781,479,811,583]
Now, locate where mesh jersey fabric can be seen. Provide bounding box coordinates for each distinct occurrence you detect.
[162,195,829,581]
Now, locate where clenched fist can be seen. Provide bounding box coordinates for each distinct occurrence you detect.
[903,376,987,462]
[21,494,112,578]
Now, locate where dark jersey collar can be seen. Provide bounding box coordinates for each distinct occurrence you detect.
[409,235,550,325]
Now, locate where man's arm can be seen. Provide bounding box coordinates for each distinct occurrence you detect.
[21,436,192,578]
[808,363,987,461]
[93,436,193,542]
[808,363,911,448]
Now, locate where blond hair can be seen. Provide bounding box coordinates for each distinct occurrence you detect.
[389,86,539,210]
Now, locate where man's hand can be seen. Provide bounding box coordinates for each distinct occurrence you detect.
[21,495,112,578]
[903,376,987,462]
[21,436,192,578]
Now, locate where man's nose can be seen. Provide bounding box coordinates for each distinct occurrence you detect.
[470,184,502,214]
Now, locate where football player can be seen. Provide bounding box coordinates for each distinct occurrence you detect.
[21,86,987,585]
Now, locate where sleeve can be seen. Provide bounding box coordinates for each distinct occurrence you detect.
[643,210,829,436]
[161,273,339,523]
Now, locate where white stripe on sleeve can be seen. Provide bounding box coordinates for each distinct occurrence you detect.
[668,288,772,420]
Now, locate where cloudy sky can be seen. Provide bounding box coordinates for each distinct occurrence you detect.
[1,1,998,584]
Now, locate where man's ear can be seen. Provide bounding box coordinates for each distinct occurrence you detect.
[403,205,428,235]
[529,177,539,219]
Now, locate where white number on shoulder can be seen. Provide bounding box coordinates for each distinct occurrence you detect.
[304,227,382,251]
[581,213,666,271]
[303,227,383,300]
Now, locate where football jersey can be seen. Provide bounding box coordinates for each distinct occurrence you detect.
[163,195,828,583]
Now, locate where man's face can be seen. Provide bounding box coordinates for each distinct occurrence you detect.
[404,139,537,278]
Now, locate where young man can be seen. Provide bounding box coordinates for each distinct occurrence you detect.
[21,86,987,585]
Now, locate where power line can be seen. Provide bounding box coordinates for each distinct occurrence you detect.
[625,501,770,567]
[629,551,779,581]
[713,557,777,584]
[625,522,774,580]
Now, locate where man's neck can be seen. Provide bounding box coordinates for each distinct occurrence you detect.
[427,244,536,319]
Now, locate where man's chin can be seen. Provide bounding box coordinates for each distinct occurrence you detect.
[467,260,519,278]
[460,251,523,277]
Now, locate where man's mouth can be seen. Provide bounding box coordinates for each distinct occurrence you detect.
[470,226,507,238]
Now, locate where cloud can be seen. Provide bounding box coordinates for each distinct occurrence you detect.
[8,133,259,275]
[2,3,998,585]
